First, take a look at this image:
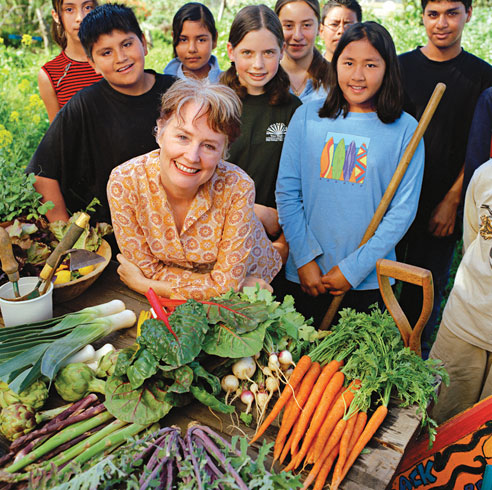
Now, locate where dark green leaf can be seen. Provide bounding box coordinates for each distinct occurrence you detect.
[126,349,158,389]
[104,375,172,424]
[204,297,270,333]
[189,385,234,414]
[114,346,139,377]
[165,365,193,394]
[14,356,43,393]
[138,300,208,368]
[164,391,193,407]
[190,362,220,395]
[0,343,49,381]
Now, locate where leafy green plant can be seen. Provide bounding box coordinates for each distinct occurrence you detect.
[104,297,271,424]
[0,158,52,222]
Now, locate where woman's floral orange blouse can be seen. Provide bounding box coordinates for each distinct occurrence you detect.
[107,150,281,300]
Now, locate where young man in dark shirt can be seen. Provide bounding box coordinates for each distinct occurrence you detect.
[398,0,492,357]
[27,4,175,225]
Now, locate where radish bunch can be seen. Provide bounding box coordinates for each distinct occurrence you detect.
[220,350,296,430]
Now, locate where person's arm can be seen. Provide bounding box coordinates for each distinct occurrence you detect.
[33,175,70,222]
[321,265,352,296]
[254,203,281,237]
[38,68,60,123]
[115,254,173,296]
[428,166,463,237]
[297,260,327,296]
[333,123,426,289]
[276,107,324,292]
[107,168,175,295]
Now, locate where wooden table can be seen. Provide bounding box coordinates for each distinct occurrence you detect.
[4,262,423,489]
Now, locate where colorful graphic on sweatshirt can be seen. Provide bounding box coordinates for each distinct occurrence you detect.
[320,132,369,184]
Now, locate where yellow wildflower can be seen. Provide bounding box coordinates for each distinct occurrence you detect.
[32,114,41,125]
[28,94,43,109]
[0,37,4,45]
[18,79,30,92]
[21,34,32,47]
[0,125,13,149]
[9,111,20,123]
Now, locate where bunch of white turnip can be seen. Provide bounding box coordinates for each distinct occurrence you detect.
[220,350,296,429]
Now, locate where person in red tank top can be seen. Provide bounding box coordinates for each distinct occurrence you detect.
[38,0,102,122]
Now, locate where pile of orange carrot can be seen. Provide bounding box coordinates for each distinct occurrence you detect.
[250,355,386,489]
[249,307,448,489]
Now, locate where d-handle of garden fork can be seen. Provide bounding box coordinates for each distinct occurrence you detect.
[376,259,434,358]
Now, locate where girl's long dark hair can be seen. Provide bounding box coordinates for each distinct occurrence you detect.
[319,21,403,123]
[274,0,330,91]
[171,2,217,58]
[220,4,292,106]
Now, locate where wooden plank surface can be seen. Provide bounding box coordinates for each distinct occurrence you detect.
[1,262,422,489]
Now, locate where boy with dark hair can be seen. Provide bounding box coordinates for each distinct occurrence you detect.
[397,0,492,357]
[320,0,362,62]
[27,3,175,225]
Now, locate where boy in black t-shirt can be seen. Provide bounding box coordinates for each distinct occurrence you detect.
[397,0,492,358]
[27,4,175,224]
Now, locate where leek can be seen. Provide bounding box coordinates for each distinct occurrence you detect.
[11,356,43,393]
[0,301,133,393]
[0,300,125,345]
[41,310,136,381]
[0,344,49,382]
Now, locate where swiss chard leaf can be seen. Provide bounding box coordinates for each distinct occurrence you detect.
[126,349,158,390]
[202,322,267,358]
[104,375,172,425]
[164,391,193,407]
[189,385,234,414]
[204,297,270,334]
[138,300,208,368]
[190,361,220,396]
[165,365,194,394]
[113,346,138,377]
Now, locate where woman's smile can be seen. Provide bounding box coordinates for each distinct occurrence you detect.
[174,160,200,174]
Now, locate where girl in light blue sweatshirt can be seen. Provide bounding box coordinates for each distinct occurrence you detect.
[164,3,221,82]
[276,21,425,325]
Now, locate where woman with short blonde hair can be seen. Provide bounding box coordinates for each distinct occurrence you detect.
[108,78,282,300]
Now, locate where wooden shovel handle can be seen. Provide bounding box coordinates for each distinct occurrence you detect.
[319,82,446,330]
[376,259,433,357]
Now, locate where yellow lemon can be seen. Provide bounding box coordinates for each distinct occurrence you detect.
[54,270,72,284]
[78,265,95,276]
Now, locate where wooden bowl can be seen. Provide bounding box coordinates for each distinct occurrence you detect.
[53,239,111,304]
